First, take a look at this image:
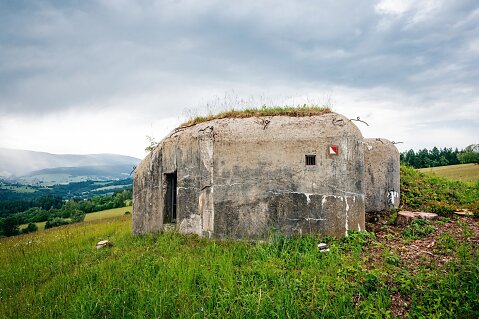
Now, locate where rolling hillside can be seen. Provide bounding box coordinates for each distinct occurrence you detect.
[0,148,140,185]
[1,164,478,317]
[1,213,478,318]
[417,163,479,183]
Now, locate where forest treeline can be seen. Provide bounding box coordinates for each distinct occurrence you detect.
[400,144,479,168]
[0,179,132,217]
[0,189,132,237]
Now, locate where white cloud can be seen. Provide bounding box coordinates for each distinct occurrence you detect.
[375,0,414,16]
[468,38,479,53]
[0,108,177,159]
[375,0,443,28]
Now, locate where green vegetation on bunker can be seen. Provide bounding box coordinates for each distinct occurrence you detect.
[180,105,332,127]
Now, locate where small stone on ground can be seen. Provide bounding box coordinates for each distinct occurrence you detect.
[318,243,329,252]
[453,209,473,216]
[96,240,113,249]
[397,211,438,226]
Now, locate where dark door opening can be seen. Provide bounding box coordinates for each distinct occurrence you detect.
[164,172,177,223]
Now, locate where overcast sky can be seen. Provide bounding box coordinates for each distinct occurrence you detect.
[0,0,478,159]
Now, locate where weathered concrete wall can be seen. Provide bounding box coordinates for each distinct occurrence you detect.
[133,112,366,238]
[132,123,215,235]
[132,150,163,234]
[363,138,400,212]
[212,113,365,238]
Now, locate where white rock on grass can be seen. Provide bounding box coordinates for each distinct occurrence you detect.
[96,240,113,249]
[318,243,330,252]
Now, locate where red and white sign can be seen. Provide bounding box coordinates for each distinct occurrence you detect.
[328,145,338,155]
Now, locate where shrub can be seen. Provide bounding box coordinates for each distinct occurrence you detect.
[21,222,38,234]
[469,202,479,217]
[0,216,20,237]
[385,252,400,266]
[70,209,86,223]
[45,218,70,229]
[181,105,331,127]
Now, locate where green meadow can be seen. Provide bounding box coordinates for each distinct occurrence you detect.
[2,167,479,318]
[418,163,479,184]
[20,206,132,231]
[1,213,478,318]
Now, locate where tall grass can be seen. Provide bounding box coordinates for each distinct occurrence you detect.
[180,105,331,127]
[401,166,479,216]
[1,216,478,318]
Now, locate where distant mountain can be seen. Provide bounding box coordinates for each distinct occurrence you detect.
[0,148,140,185]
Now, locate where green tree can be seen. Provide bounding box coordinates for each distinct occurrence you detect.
[45,218,69,229]
[438,155,448,166]
[0,216,20,237]
[62,199,80,213]
[458,151,479,164]
[21,222,38,234]
[431,146,440,164]
[458,144,479,164]
[70,209,86,223]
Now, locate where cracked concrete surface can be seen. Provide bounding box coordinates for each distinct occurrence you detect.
[363,138,400,213]
[133,112,397,238]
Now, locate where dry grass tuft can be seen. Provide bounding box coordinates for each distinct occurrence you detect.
[180,105,332,127]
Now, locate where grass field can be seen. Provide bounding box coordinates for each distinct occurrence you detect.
[85,206,132,222]
[2,168,479,318]
[401,166,479,215]
[1,214,478,318]
[418,163,479,183]
[21,206,132,231]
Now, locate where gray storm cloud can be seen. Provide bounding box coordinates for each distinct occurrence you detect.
[0,0,477,157]
[0,0,477,115]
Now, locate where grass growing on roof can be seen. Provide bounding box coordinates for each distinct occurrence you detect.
[180,105,332,127]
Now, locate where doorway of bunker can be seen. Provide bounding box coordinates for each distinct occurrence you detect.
[164,172,177,224]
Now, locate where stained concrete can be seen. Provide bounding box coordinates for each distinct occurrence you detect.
[363,138,400,213]
[133,112,366,238]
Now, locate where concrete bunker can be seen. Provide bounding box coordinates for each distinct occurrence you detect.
[133,111,368,238]
[363,138,400,213]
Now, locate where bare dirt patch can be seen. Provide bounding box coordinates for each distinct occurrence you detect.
[366,214,479,318]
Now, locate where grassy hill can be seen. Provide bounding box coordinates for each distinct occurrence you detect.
[0,179,132,204]
[418,163,479,184]
[401,166,479,215]
[1,167,478,318]
[1,214,478,318]
[0,147,139,181]
[20,206,132,231]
